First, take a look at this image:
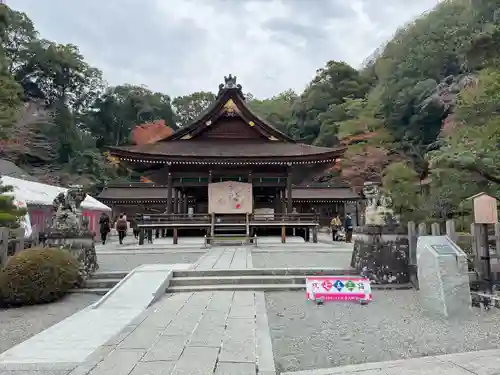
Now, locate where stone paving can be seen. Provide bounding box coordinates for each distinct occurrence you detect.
[4,239,500,374]
[78,290,274,375]
[95,236,206,272]
[0,265,174,365]
[64,245,276,375]
[280,348,500,374]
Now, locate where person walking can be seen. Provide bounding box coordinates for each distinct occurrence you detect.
[344,212,353,243]
[116,214,128,245]
[330,214,341,241]
[99,213,111,245]
[131,215,140,240]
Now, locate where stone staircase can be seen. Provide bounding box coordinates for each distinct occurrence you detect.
[168,268,358,292]
[72,271,127,295]
[73,268,413,295]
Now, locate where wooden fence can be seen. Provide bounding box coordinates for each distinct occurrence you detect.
[407,220,500,287]
[0,227,40,268]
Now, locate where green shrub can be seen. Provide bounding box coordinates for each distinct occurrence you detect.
[0,247,80,306]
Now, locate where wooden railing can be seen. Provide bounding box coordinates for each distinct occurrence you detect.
[139,214,211,224]
[0,226,40,267]
[137,213,319,225]
[250,213,319,223]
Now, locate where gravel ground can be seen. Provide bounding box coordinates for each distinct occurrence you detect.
[0,293,99,354]
[252,251,352,269]
[265,290,500,373]
[97,252,205,272]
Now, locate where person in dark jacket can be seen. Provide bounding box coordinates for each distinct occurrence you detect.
[99,213,111,245]
[344,213,353,243]
[131,215,140,240]
[116,214,128,244]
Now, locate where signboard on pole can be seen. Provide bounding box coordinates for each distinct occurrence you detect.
[306,276,372,302]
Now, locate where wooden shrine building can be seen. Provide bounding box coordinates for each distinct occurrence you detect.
[99,75,360,241]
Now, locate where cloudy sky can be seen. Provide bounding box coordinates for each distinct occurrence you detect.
[10,0,440,98]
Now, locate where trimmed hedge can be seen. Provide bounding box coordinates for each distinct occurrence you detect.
[0,247,80,306]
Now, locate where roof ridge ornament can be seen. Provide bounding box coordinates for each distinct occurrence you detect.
[217,74,243,98]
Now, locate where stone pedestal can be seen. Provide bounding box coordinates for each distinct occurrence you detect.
[40,230,98,283]
[417,235,472,318]
[351,225,409,284]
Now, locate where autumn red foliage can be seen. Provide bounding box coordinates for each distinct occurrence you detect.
[131,120,173,145]
[341,145,392,191]
[340,131,378,145]
[440,113,458,137]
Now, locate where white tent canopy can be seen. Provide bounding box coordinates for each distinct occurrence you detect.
[0,175,111,212]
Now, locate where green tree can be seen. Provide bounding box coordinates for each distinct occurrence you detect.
[0,181,26,228]
[382,162,422,221]
[0,4,22,140]
[248,89,297,134]
[429,69,500,185]
[3,7,37,75]
[288,61,372,143]
[82,84,177,148]
[172,91,215,127]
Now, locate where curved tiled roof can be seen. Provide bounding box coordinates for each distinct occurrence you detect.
[111,140,343,159]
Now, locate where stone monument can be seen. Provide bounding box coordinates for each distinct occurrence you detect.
[41,185,98,281]
[417,235,472,318]
[351,182,409,285]
[362,181,397,226]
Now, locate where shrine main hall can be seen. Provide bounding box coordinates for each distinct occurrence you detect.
[98,75,360,231]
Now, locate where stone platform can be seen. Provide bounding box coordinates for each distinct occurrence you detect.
[0,264,175,365]
[281,348,500,374]
[71,290,274,375]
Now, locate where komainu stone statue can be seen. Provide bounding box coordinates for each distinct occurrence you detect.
[51,185,88,233]
[46,185,98,278]
[362,182,396,225]
[351,181,409,285]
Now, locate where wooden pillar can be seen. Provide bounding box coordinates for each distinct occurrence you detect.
[248,171,253,213]
[355,201,359,227]
[173,228,178,245]
[474,223,492,293]
[281,225,286,243]
[139,228,145,245]
[173,189,179,214]
[166,172,172,214]
[274,191,281,214]
[182,193,188,214]
[286,168,293,214]
[281,190,286,215]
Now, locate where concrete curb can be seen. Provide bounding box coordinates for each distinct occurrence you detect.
[255,292,277,375]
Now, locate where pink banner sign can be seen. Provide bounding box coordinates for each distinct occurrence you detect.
[306,276,372,302]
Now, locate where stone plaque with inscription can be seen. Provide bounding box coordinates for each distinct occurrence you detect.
[473,193,498,224]
[417,235,472,318]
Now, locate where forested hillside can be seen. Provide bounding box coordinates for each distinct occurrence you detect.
[1,1,499,222]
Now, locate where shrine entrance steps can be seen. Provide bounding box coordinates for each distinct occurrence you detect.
[167,268,357,293]
[76,267,413,295]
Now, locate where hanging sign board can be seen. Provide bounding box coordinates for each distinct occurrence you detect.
[306,276,372,302]
[472,193,498,224]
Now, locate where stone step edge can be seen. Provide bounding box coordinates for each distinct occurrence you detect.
[69,288,110,295]
[89,272,129,279]
[85,278,123,284]
[173,268,358,277]
[167,283,413,292]
[71,283,413,295]
[173,275,308,281]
